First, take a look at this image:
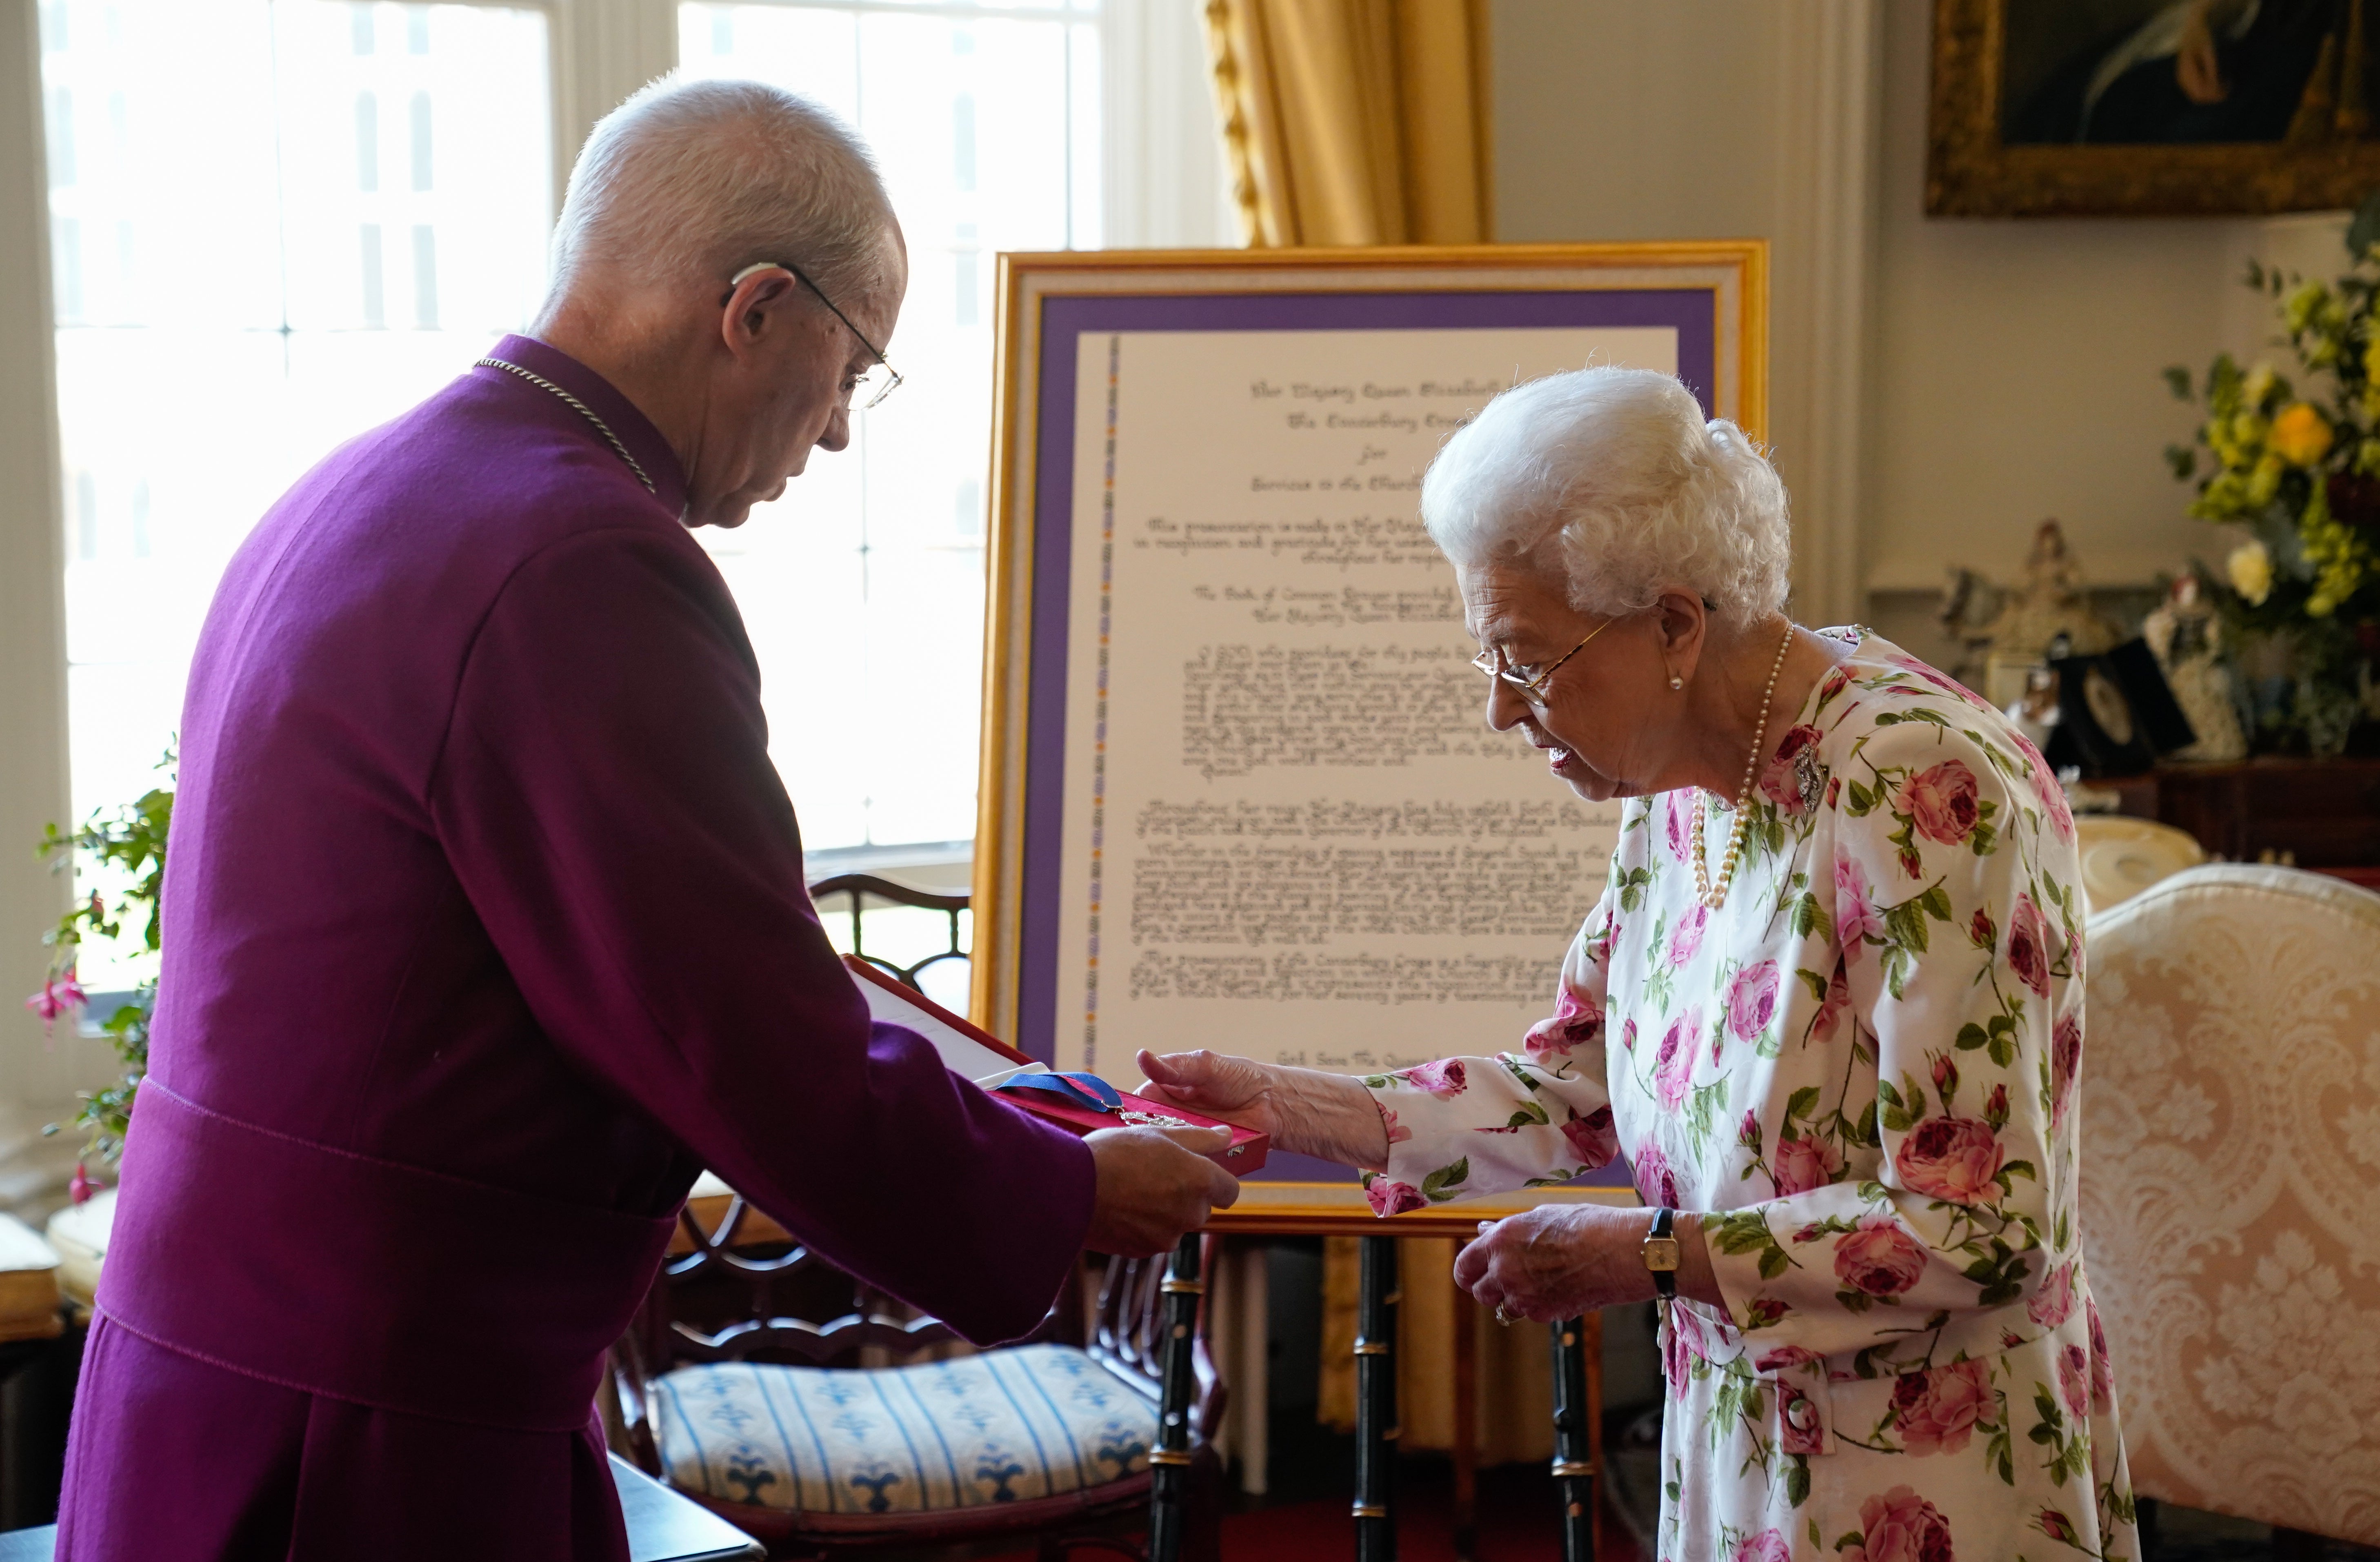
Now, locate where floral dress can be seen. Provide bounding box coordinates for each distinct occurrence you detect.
[1363,630,2137,1562]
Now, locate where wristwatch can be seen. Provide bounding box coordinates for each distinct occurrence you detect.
[1642,1208,1681,1299]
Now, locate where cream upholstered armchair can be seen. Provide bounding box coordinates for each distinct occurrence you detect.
[2080,863,2380,1549]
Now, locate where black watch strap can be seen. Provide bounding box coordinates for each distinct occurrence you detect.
[1644,1206,1679,1299]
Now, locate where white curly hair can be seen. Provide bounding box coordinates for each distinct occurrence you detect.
[1420,367,1791,630]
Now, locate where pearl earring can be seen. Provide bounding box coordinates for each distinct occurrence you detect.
[1669,675,1684,690]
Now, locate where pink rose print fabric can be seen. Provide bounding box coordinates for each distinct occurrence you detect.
[1356,631,2131,1560]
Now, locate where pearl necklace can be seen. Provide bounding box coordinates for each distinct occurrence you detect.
[1690,621,1798,911]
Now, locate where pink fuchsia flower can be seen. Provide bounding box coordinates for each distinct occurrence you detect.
[1835,1214,1929,1298]
[1652,1008,1701,1109]
[1834,856,1884,957]
[2007,892,2052,998]
[1741,1296,1791,1331]
[1664,791,1693,861]
[1779,1386,1826,1455]
[1753,1344,1822,1373]
[1667,904,1709,968]
[23,972,87,1030]
[1896,759,1982,847]
[68,1162,100,1205]
[2088,1298,2117,1410]
[1813,961,1850,1042]
[1890,1358,1992,1455]
[1561,1104,1617,1167]
[1378,1106,1412,1146]
[1731,1529,1792,1562]
[1969,907,1996,950]
[2012,730,2076,845]
[1365,1178,1426,1216]
[1526,983,1602,1061]
[2038,1507,2080,1546]
[2050,1013,2083,1128]
[1896,1115,2007,1205]
[2028,1261,2078,1328]
[1726,960,1781,1043]
[1401,1059,1467,1099]
[1631,1140,1680,1208]
[1758,724,1825,817]
[1661,1295,1707,1396]
[2058,1343,2091,1416]
[1771,1133,1843,1196]
[1856,1486,1956,1562]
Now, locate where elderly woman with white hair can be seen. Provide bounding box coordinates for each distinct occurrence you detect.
[1142,368,2136,1562]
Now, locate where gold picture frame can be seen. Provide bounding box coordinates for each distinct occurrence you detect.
[964,243,1764,1226]
[1930,0,2380,216]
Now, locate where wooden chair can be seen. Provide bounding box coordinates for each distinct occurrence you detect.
[610,872,1223,1559]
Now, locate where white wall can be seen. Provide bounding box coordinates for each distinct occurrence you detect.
[1493,0,2330,605]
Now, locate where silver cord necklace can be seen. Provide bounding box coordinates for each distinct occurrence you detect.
[476,357,656,495]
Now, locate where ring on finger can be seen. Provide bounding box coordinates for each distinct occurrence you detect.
[1493,1302,1516,1327]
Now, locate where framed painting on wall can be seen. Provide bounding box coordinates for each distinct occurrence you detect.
[967,243,1766,1227]
[1930,0,2380,215]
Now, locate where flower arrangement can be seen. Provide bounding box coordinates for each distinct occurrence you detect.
[2165,198,2380,754]
[23,750,171,1177]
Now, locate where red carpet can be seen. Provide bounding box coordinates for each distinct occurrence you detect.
[978,1465,1644,1562]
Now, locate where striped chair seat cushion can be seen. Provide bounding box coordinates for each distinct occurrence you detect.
[653,1343,1158,1515]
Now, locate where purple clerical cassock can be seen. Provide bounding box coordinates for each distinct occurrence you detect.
[54,337,1095,1561]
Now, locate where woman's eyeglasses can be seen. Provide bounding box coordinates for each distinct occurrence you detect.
[1471,616,1618,706]
[724,260,904,410]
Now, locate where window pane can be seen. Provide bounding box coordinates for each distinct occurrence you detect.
[680,2,1100,853]
[42,0,551,988]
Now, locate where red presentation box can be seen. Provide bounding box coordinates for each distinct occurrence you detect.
[843,956,1269,1173]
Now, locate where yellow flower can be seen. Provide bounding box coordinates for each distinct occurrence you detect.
[2244,362,2278,406]
[2227,540,2274,605]
[2270,401,2335,467]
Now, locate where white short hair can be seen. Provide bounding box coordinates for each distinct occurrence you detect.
[1421,367,1791,629]
[548,78,896,304]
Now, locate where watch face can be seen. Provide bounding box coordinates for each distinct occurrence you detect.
[1642,1237,1682,1271]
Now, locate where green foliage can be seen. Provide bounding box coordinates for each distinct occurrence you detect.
[31,748,173,1164]
[2162,201,2380,753]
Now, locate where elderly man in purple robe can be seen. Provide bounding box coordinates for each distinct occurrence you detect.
[54,78,1239,1562]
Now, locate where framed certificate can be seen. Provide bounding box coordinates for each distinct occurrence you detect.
[970,243,1767,1225]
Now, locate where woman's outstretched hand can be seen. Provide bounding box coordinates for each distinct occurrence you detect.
[1136,1050,1392,1169]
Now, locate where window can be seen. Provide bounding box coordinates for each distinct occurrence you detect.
[23,0,1223,992]
[678,1,1104,859]
[40,0,551,987]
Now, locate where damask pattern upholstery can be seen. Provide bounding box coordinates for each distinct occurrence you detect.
[652,1343,1156,1516]
[2080,863,2380,1545]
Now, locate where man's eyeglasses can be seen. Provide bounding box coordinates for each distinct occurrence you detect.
[724,260,904,410]
[1471,616,1618,706]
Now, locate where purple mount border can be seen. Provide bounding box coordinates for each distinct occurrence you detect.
[1016,288,1715,1184]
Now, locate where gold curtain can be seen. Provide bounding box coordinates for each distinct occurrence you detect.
[1318,1237,1554,1463]
[1202,0,1493,248]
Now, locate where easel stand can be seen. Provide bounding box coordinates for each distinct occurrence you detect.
[1145,1232,1599,1562]
[1145,1235,1203,1562]
[1353,1235,1399,1561]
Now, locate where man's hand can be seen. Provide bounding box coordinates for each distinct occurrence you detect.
[1082,1124,1242,1257]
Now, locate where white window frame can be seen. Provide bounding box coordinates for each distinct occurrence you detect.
[0,0,1225,1113]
